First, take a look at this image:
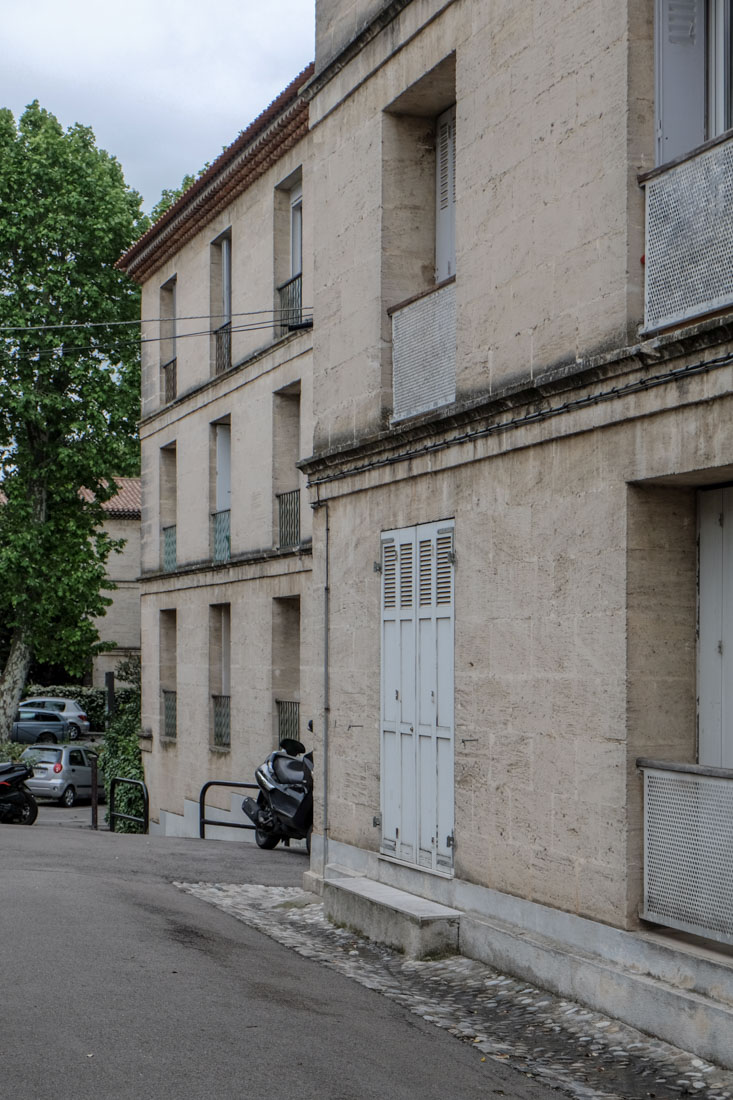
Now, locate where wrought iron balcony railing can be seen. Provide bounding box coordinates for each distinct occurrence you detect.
[215,321,231,374]
[277,274,303,334]
[277,488,300,549]
[637,757,733,946]
[162,357,177,403]
[162,689,177,740]
[212,694,231,748]
[212,509,231,563]
[162,524,177,572]
[276,699,299,743]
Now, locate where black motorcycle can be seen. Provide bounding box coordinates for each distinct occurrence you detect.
[242,738,313,852]
[0,760,38,825]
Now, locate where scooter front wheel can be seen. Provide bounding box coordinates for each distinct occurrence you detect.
[19,791,38,826]
[255,828,279,850]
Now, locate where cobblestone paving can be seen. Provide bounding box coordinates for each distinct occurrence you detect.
[175,882,733,1100]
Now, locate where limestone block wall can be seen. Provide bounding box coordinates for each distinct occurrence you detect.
[309,0,654,452]
[308,349,733,930]
[139,140,312,422]
[141,563,314,821]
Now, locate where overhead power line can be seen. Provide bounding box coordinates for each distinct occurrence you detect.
[0,306,313,334]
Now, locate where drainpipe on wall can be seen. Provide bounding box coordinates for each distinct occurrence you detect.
[321,499,330,879]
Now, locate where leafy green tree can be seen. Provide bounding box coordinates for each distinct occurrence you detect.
[0,101,147,735]
[148,173,196,223]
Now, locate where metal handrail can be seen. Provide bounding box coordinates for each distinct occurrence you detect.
[199,779,258,839]
[109,777,149,833]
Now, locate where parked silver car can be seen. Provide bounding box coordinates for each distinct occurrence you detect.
[11,708,71,744]
[20,745,104,807]
[20,697,91,739]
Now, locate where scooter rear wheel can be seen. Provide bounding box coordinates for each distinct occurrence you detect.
[19,791,38,826]
[255,828,279,849]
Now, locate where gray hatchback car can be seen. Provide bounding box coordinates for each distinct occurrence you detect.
[20,745,105,807]
[11,708,71,744]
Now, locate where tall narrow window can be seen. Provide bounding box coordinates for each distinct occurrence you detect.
[655,0,733,164]
[160,443,177,572]
[160,609,177,740]
[211,231,232,373]
[272,596,300,745]
[160,277,177,403]
[435,105,456,282]
[210,603,231,749]
[273,383,301,549]
[275,175,304,334]
[212,420,231,562]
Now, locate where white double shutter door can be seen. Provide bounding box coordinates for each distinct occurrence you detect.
[380,520,455,872]
[215,424,231,513]
[698,488,733,768]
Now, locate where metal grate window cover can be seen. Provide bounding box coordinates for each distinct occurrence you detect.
[162,525,177,572]
[645,137,733,331]
[162,357,177,403]
[641,766,733,945]
[162,690,177,740]
[212,694,231,748]
[392,281,456,422]
[277,489,300,549]
[277,699,299,743]
[215,322,231,374]
[212,509,230,562]
[277,274,303,334]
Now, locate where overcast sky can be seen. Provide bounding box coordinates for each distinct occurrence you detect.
[2,0,315,212]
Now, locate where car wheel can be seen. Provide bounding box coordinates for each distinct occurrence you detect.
[60,785,76,808]
[68,723,80,740]
[38,733,58,744]
[19,791,38,825]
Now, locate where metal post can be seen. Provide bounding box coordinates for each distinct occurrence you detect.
[90,754,99,830]
[105,671,115,720]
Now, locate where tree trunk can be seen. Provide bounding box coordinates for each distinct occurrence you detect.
[0,631,33,740]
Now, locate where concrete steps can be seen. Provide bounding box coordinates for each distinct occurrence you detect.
[323,873,461,958]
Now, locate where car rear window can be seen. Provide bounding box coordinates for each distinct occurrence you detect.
[21,749,62,764]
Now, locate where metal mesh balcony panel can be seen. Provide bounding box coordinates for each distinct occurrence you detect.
[276,699,299,743]
[162,690,177,740]
[277,274,302,334]
[277,489,300,548]
[212,509,231,562]
[392,282,456,421]
[645,138,733,331]
[212,694,231,748]
[162,525,176,572]
[215,322,231,374]
[640,764,733,945]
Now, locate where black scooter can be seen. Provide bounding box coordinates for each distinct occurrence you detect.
[0,760,38,825]
[242,738,313,853]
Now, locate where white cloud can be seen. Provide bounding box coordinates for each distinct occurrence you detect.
[1,0,315,209]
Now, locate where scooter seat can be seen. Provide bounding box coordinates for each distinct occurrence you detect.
[0,761,17,774]
[272,754,307,785]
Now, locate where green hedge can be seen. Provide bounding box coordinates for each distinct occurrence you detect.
[98,698,145,833]
[23,684,138,731]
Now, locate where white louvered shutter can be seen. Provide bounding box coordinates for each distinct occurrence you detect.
[655,0,706,164]
[435,105,456,282]
[381,521,455,872]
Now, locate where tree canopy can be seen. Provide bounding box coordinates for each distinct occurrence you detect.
[0,101,148,730]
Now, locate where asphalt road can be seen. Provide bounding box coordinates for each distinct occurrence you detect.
[1,805,559,1100]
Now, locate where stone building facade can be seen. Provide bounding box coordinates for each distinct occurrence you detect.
[119,68,314,836]
[300,0,733,1068]
[122,0,733,1065]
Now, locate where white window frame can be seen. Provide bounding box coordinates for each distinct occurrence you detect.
[290,184,302,279]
